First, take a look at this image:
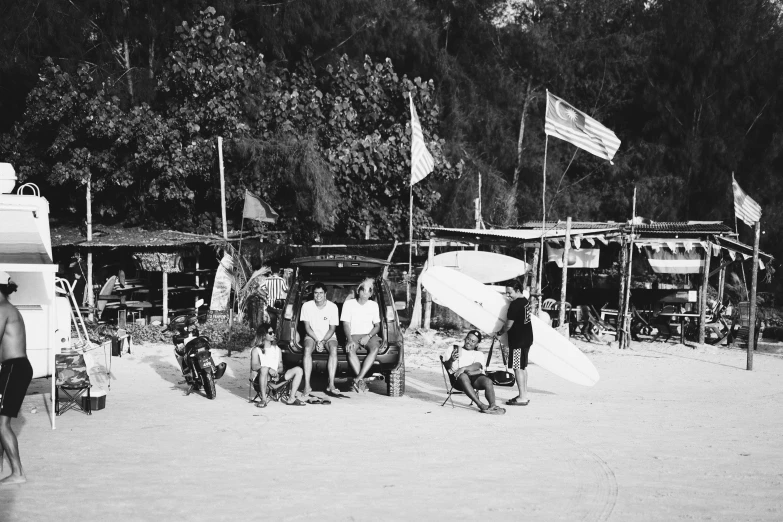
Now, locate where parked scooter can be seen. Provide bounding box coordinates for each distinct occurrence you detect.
[167,314,227,399]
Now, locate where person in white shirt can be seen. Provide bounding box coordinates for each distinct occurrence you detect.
[341,278,381,393]
[442,330,505,414]
[300,282,340,398]
[250,322,305,407]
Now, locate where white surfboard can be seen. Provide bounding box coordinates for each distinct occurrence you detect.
[431,251,528,284]
[421,266,599,387]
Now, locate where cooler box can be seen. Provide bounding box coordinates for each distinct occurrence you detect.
[81,390,107,411]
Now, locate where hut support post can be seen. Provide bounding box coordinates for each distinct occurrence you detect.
[559,217,571,328]
[619,188,637,349]
[747,221,761,371]
[86,175,94,320]
[698,242,712,344]
[717,266,726,305]
[162,272,168,326]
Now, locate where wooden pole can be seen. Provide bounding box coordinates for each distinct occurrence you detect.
[537,135,549,309]
[698,241,712,344]
[423,237,436,329]
[559,217,571,328]
[218,137,228,240]
[86,175,94,320]
[747,221,761,371]
[616,237,628,344]
[530,246,540,313]
[620,188,637,349]
[407,186,413,308]
[717,265,726,305]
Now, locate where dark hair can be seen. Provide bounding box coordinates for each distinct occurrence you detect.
[253,321,275,348]
[356,278,374,296]
[466,329,482,343]
[312,282,327,293]
[509,280,525,293]
[0,282,18,297]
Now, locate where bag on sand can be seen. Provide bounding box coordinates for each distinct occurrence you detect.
[485,337,516,387]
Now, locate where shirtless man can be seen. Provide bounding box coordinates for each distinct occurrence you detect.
[0,271,33,486]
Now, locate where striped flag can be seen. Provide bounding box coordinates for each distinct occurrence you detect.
[732,174,761,226]
[409,93,435,185]
[242,190,279,223]
[544,91,621,163]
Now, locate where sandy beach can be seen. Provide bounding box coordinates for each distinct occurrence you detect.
[1,331,782,521]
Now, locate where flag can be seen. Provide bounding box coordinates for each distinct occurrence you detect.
[409,93,435,185]
[242,190,279,223]
[732,174,761,226]
[544,91,621,163]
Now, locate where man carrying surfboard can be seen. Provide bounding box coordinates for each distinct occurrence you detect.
[496,281,533,406]
[442,330,505,415]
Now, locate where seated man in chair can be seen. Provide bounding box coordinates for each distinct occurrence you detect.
[442,330,505,415]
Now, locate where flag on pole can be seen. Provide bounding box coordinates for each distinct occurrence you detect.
[544,91,621,163]
[732,174,762,226]
[409,93,435,185]
[242,190,279,223]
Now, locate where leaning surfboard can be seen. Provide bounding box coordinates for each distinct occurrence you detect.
[431,251,528,284]
[420,266,599,387]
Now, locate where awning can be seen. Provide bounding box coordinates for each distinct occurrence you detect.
[713,236,773,267]
[425,226,620,243]
[645,248,705,274]
[0,208,52,264]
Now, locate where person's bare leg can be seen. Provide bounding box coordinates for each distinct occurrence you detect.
[356,338,380,380]
[326,342,338,393]
[474,376,497,408]
[0,416,26,485]
[346,347,361,377]
[513,368,529,403]
[285,367,304,404]
[302,339,315,395]
[456,374,488,411]
[259,368,270,403]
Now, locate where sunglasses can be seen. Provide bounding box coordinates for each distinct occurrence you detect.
[266,330,275,335]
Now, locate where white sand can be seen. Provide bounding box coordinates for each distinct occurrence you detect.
[1,331,782,521]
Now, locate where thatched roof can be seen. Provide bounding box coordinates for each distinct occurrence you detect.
[51,225,224,251]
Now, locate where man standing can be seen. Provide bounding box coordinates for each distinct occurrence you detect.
[341,278,381,393]
[496,281,533,406]
[0,271,33,485]
[300,282,340,397]
[442,330,505,414]
[262,267,289,308]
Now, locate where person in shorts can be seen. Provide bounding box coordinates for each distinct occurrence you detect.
[442,330,505,414]
[496,281,533,406]
[341,278,381,393]
[300,282,340,397]
[250,322,305,407]
[0,271,33,485]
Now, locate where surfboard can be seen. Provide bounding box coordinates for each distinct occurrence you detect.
[431,251,528,284]
[420,266,599,387]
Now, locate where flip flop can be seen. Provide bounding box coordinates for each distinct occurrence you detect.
[286,398,307,406]
[325,389,349,399]
[305,395,331,405]
[256,399,269,408]
[506,397,530,406]
[480,407,504,415]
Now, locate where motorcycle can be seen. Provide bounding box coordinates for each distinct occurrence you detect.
[167,314,227,399]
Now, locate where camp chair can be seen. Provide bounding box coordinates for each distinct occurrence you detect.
[578,305,615,342]
[727,301,761,348]
[55,353,92,416]
[439,355,478,408]
[249,369,295,404]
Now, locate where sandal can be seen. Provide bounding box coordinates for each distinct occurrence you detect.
[506,397,530,406]
[256,398,270,408]
[305,395,331,405]
[286,398,307,406]
[480,406,505,415]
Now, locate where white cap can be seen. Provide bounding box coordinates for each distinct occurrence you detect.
[0,270,11,284]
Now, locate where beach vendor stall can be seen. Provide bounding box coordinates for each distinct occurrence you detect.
[0,164,71,429]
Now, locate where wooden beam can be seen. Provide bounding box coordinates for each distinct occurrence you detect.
[559,217,571,328]
[747,221,761,371]
[698,242,712,344]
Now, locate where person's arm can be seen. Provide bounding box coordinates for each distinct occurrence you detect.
[0,309,7,345]
[303,321,320,342]
[359,321,380,347]
[322,325,337,342]
[341,301,357,349]
[454,361,482,378]
[250,347,261,372]
[496,319,515,337]
[443,345,460,371]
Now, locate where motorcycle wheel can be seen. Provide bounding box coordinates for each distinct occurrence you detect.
[201,369,216,399]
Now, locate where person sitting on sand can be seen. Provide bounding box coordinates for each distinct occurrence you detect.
[250,322,306,407]
[341,278,382,393]
[442,330,505,415]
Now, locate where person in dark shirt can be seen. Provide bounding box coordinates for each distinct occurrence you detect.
[496,280,533,406]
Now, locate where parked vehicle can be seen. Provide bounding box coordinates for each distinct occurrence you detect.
[168,314,226,399]
[276,255,406,396]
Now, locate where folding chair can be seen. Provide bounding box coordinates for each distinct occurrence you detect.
[55,353,92,416]
[439,355,477,408]
[249,370,294,404]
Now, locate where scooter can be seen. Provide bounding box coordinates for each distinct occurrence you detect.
[168,314,227,399]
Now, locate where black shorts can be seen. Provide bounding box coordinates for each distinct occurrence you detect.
[508,344,531,370]
[454,372,486,391]
[0,357,33,418]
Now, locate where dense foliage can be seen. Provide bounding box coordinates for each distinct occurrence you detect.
[1,0,782,279]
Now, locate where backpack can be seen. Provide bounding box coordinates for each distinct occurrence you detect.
[485,337,516,387]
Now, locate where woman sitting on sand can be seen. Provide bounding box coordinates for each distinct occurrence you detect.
[250,322,306,407]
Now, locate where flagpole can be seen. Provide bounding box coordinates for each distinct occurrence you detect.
[537,134,549,310]
[408,184,413,308]
[747,220,760,371]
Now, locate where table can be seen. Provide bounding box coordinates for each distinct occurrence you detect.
[657,312,700,344]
